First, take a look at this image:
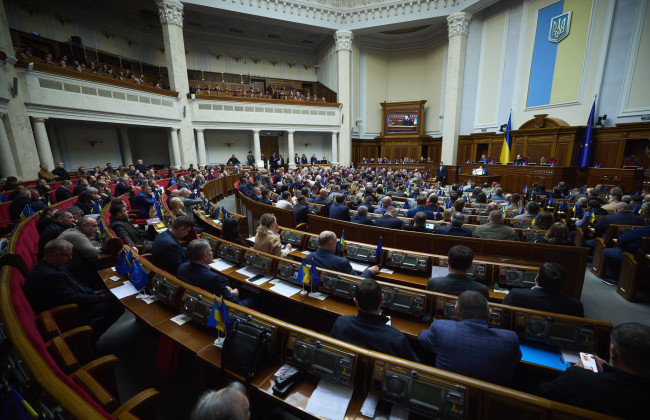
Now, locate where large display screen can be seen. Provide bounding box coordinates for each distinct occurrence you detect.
[387,111,419,134]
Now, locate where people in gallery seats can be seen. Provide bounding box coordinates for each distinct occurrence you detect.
[427,245,488,297]
[52,161,70,180]
[502,262,584,317]
[109,203,153,253]
[253,213,291,257]
[23,239,124,341]
[151,216,193,276]
[330,278,420,362]
[191,381,250,420]
[537,322,650,419]
[418,290,521,387]
[306,231,379,278]
[178,239,252,307]
[37,163,57,181]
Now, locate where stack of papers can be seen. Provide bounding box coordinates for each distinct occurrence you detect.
[210,259,235,271]
[109,281,139,299]
[305,380,354,420]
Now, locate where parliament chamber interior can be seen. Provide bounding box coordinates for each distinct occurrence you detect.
[1,0,649,418]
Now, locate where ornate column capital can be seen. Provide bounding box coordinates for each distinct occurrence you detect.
[287,130,295,135]
[334,30,354,52]
[31,117,48,124]
[156,0,184,27]
[194,128,204,133]
[447,12,471,38]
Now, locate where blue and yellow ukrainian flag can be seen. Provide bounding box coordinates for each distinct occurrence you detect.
[527,1,593,107]
[500,113,512,164]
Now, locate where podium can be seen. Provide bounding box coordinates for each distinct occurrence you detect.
[458,174,502,185]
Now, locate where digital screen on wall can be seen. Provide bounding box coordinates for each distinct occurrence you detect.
[387,110,420,134]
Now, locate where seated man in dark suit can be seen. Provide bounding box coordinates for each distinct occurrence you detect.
[331,278,419,362]
[418,291,521,386]
[178,239,251,307]
[328,194,350,221]
[114,175,133,197]
[357,195,376,214]
[306,231,379,278]
[133,185,155,218]
[424,194,440,213]
[427,245,488,297]
[292,195,311,225]
[393,185,408,198]
[313,189,331,205]
[351,206,374,225]
[404,211,434,233]
[373,206,403,230]
[502,263,584,317]
[72,178,89,196]
[406,195,435,219]
[9,188,32,220]
[590,202,645,242]
[52,161,70,180]
[54,180,73,202]
[438,212,473,237]
[24,239,124,340]
[152,216,193,276]
[109,204,153,253]
[537,322,649,419]
[37,210,75,258]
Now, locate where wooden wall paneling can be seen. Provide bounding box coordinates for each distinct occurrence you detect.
[526,141,554,163]
[592,140,623,168]
[511,138,525,158]
[489,139,503,162]
[555,141,570,166]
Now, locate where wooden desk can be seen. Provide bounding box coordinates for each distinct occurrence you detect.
[458,174,502,185]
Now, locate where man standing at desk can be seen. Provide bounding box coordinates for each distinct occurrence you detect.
[331,278,420,362]
[306,231,379,278]
[537,323,649,419]
[436,161,447,187]
[418,291,521,386]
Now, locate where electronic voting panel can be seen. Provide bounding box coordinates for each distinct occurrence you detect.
[385,250,430,273]
[285,332,356,387]
[381,287,426,318]
[276,260,304,286]
[345,243,378,263]
[279,230,306,248]
[306,236,320,252]
[218,242,245,265]
[498,266,537,289]
[183,292,214,325]
[515,312,596,352]
[319,272,358,299]
[433,259,488,284]
[243,250,275,276]
[150,274,184,307]
[372,360,466,419]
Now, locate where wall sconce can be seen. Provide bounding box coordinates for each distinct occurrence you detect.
[224,141,234,148]
[303,63,311,70]
[269,57,279,66]
[125,38,139,47]
[232,54,242,62]
[304,142,311,148]
[87,138,104,149]
[499,123,508,132]
[287,61,296,68]
[21,4,42,15]
[251,56,261,64]
[102,30,116,40]
[212,51,222,60]
[595,114,607,127]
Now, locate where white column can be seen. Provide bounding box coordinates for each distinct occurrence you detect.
[168,128,181,169]
[156,0,197,168]
[334,30,353,166]
[118,126,134,166]
[287,130,296,169]
[441,12,471,165]
[196,129,207,166]
[167,130,175,167]
[253,130,262,168]
[45,124,62,165]
[331,131,339,164]
[0,115,18,178]
[31,117,55,169]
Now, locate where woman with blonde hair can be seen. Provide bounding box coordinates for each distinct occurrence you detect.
[169,197,187,217]
[254,213,292,257]
[535,222,574,246]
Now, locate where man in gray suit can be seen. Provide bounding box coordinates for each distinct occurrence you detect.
[472,210,519,241]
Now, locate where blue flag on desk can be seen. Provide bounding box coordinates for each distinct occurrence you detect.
[296,259,309,285]
[403,199,410,210]
[375,238,383,262]
[129,259,149,291]
[116,248,134,275]
[577,100,596,168]
[309,262,320,288]
[219,298,232,333]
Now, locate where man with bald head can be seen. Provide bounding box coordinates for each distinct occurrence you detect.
[306,231,379,278]
[191,382,249,420]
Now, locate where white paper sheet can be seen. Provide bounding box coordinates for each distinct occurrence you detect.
[560,349,580,365]
[235,266,262,279]
[360,394,379,418]
[379,268,394,274]
[389,404,409,420]
[431,265,450,278]
[349,261,369,273]
[170,314,191,325]
[269,282,303,298]
[109,275,122,282]
[109,281,139,299]
[249,275,273,286]
[210,259,235,272]
[301,250,311,255]
[305,380,354,420]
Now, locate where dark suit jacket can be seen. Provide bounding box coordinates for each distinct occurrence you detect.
[374,214,403,230]
[438,225,473,237]
[306,249,373,278]
[177,262,240,303]
[310,157,318,164]
[133,191,155,218]
[9,196,31,220]
[52,167,70,180]
[331,311,419,362]
[72,185,87,196]
[38,223,68,258]
[55,186,73,202]
[502,287,584,317]
[23,260,102,314]
[114,182,132,197]
[135,164,147,173]
[152,230,187,276]
[537,364,648,419]
[406,206,435,219]
[593,211,645,237]
[427,273,489,297]
[110,218,145,247]
[617,225,650,252]
[350,214,374,225]
[436,165,447,180]
[328,204,350,221]
[292,204,310,225]
[418,319,521,386]
[404,225,434,233]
